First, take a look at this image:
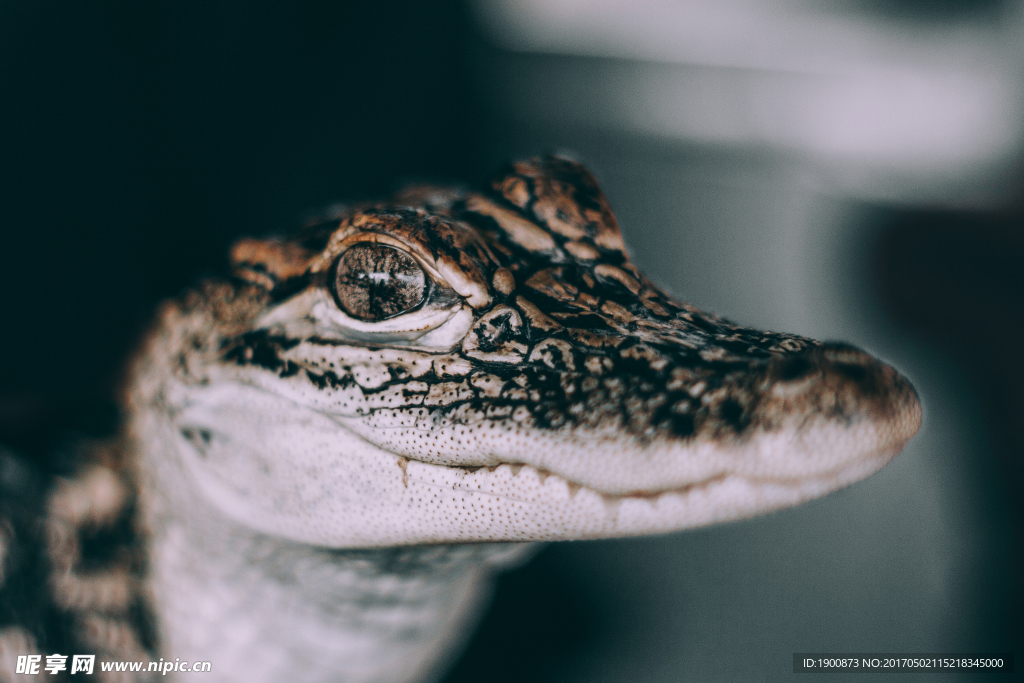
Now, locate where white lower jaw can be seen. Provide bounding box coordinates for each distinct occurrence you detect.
[166,381,898,549]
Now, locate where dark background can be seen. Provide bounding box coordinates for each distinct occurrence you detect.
[0,1,487,417]
[1,1,1019,681]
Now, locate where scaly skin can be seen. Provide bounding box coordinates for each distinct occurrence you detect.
[13,157,920,682]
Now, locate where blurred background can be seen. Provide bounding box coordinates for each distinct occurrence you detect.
[0,1,1020,681]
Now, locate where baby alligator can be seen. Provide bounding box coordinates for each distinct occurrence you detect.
[0,156,920,682]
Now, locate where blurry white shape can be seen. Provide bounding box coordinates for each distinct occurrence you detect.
[473,0,1024,200]
[817,69,1019,172]
[476,0,1015,74]
[637,63,1018,165]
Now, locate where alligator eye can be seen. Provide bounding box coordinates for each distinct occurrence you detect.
[332,243,427,321]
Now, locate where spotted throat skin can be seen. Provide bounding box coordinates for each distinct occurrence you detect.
[116,156,921,682]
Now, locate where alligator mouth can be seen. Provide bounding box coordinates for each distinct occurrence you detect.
[338,353,922,501]
[395,399,908,484]
[408,455,886,507]
[317,383,918,545]
[381,436,903,543]
[170,342,920,547]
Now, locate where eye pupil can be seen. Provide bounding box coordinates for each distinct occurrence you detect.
[332,244,427,321]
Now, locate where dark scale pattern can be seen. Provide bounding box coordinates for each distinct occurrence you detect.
[213,156,917,465]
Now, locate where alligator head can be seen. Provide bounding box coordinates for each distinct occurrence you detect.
[130,155,921,549]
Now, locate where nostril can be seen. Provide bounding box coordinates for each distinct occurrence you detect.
[816,343,883,393]
[767,342,882,399]
[833,362,868,383]
[766,351,823,398]
[814,342,893,405]
[774,354,814,382]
